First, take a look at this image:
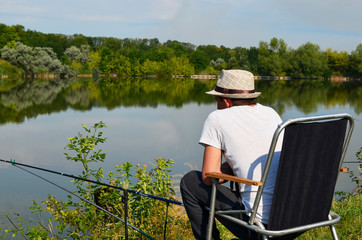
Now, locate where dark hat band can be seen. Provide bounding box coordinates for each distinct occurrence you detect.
[215,86,255,94]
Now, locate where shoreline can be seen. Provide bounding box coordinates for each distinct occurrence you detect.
[1,74,361,82]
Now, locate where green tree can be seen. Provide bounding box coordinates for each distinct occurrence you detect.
[99,47,116,74]
[210,58,226,71]
[198,45,222,62]
[140,59,160,75]
[159,56,195,76]
[70,34,91,47]
[248,47,259,74]
[117,55,133,76]
[326,48,349,76]
[1,42,74,78]
[100,37,123,52]
[290,42,328,78]
[233,47,251,71]
[163,40,192,57]
[0,24,22,48]
[1,42,35,77]
[65,45,91,64]
[349,44,362,76]
[89,50,101,72]
[258,38,290,76]
[190,48,209,73]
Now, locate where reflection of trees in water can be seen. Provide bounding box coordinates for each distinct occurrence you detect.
[257,80,362,115]
[97,78,216,109]
[1,78,67,111]
[64,87,92,109]
[0,78,72,124]
[0,78,361,124]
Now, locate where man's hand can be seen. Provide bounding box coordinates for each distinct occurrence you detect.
[220,161,234,175]
[220,162,239,192]
[219,161,233,184]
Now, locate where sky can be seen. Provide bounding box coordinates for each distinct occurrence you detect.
[0,0,361,52]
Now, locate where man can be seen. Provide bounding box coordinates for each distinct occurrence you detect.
[180,69,283,239]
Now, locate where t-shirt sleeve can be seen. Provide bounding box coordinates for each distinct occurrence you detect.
[199,112,222,150]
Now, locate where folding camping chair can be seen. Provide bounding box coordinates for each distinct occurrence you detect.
[206,113,354,240]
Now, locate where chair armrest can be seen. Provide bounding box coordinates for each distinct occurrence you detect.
[205,172,263,186]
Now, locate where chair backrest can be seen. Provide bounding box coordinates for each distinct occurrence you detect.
[268,117,349,231]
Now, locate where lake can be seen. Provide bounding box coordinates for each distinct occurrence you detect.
[0,77,361,218]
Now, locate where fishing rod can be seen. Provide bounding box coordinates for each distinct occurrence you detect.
[0,158,183,206]
[11,163,156,240]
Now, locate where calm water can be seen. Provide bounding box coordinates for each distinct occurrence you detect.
[0,77,361,217]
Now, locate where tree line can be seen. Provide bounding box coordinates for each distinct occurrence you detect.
[0,23,361,78]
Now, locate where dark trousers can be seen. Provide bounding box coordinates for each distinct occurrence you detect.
[180,170,263,240]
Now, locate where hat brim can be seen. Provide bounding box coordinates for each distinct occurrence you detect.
[206,89,261,99]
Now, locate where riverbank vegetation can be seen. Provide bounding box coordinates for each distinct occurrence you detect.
[0,122,360,239]
[0,23,362,79]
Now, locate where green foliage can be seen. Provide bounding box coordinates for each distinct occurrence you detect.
[290,42,329,78]
[0,201,58,239]
[257,38,291,76]
[0,42,74,78]
[1,23,361,77]
[64,45,91,65]
[349,43,362,76]
[1,122,190,239]
[158,56,195,76]
[351,147,362,194]
[64,122,107,198]
[105,158,182,238]
[296,194,361,240]
[0,60,23,87]
[190,48,209,73]
[326,48,349,76]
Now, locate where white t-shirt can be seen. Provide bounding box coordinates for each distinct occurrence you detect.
[199,103,283,224]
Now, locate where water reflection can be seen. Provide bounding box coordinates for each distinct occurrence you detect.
[1,77,361,125]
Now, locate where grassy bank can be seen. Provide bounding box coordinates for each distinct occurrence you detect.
[295,193,361,240]
[172,193,361,240]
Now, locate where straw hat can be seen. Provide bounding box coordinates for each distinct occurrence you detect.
[206,69,261,99]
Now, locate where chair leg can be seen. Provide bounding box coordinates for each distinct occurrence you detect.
[329,224,338,240]
[328,214,339,240]
[206,178,218,240]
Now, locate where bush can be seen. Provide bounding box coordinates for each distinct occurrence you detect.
[0,59,23,78]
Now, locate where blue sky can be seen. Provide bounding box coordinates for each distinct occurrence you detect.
[0,0,361,52]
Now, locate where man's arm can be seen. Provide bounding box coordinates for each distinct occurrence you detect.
[201,145,223,186]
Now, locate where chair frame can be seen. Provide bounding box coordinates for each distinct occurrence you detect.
[206,113,354,240]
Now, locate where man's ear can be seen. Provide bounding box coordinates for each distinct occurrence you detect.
[223,98,233,108]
